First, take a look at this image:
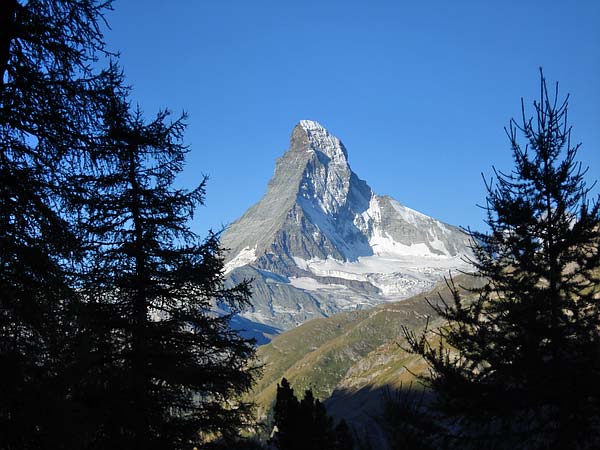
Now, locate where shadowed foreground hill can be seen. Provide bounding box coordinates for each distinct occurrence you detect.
[251,273,485,422]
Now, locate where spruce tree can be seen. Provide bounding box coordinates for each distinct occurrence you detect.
[271,378,351,450]
[271,378,301,450]
[405,71,600,449]
[77,93,257,449]
[308,395,335,450]
[1,1,257,448]
[0,1,118,447]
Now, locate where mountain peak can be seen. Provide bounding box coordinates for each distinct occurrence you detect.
[298,119,326,132]
[221,122,473,337]
[292,119,348,160]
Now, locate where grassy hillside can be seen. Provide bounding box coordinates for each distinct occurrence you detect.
[250,273,485,417]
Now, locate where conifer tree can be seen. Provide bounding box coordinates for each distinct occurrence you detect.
[1,1,257,448]
[77,92,257,449]
[271,378,352,450]
[405,71,600,449]
[272,378,301,450]
[308,394,335,449]
[0,1,118,447]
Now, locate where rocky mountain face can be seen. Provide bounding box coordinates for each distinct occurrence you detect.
[222,120,472,340]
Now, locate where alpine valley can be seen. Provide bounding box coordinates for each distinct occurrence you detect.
[222,120,473,343]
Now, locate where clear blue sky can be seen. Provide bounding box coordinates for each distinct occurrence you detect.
[104,0,600,233]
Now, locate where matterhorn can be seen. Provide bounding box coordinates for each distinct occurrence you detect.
[222,120,472,342]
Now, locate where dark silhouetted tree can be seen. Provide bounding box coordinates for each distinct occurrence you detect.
[405,71,600,449]
[1,1,258,448]
[271,378,352,450]
[378,385,444,450]
[300,388,335,449]
[271,378,301,450]
[0,1,119,448]
[76,92,257,449]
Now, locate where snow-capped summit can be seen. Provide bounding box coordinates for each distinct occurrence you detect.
[297,119,326,132]
[221,121,472,340]
[295,119,349,160]
[222,119,370,266]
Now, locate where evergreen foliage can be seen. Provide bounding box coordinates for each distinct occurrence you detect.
[0,1,118,447]
[378,385,443,450]
[75,92,257,449]
[272,378,301,450]
[271,378,354,450]
[1,1,258,448]
[404,71,600,449]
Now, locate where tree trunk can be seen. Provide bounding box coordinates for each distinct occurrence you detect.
[128,143,150,447]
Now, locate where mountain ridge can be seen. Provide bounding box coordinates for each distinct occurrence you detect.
[222,120,473,337]
[250,273,486,416]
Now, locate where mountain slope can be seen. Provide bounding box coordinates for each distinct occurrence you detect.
[222,120,473,336]
[250,273,485,415]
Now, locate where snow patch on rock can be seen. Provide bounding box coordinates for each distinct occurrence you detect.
[289,276,350,292]
[224,246,256,274]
